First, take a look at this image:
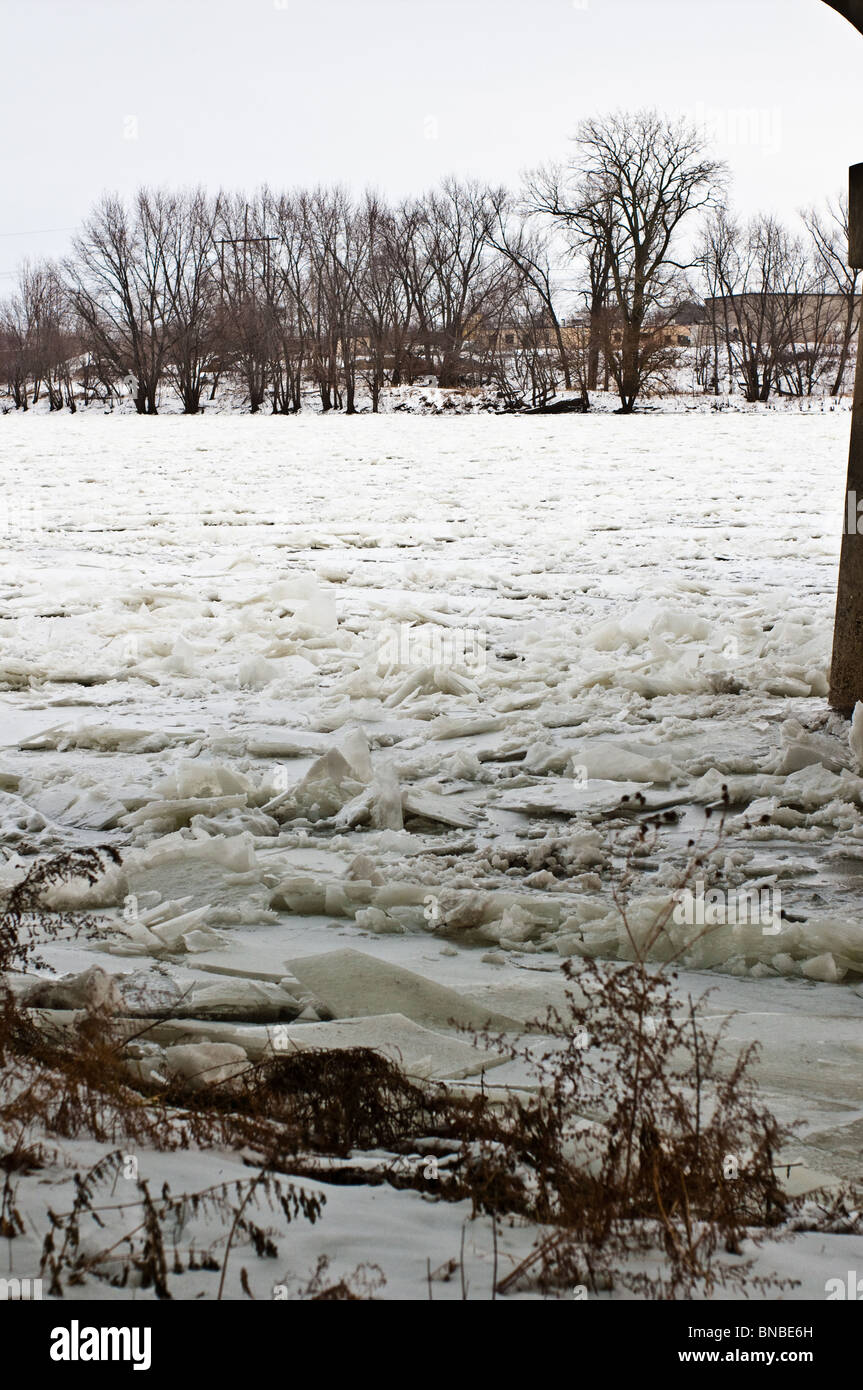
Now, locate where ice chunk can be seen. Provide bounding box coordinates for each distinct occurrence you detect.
[237,655,278,689]
[337,727,373,782]
[494,903,545,945]
[124,832,259,879]
[402,789,476,829]
[19,966,123,1013]
[265,747,365,823]
[850,702,863,772]
[775,718,849,776]
[383,666,445,709]
[569,742,676,783]
[162,1042,250,1088]
[284,949,521,1031]
[18,723,174,754]
[428,713,506,740]
[166,634,200,676]
[153,761,253,799]
[370,762,404,831]
[175,978,302,1021]
[496,780,646,816]
[801,953,845,983]
[28,783,127,831]
[121,794,248,831]
[293,585,338,632]
[264,1013,505,1081]
[354,905,406,934]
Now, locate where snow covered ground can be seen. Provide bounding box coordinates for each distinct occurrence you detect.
[3,410,863,1298]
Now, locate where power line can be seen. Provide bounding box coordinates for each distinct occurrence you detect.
[0,227,77,280]
[0,227,76,239]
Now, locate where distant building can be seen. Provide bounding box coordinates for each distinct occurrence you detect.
[703,293,860,342]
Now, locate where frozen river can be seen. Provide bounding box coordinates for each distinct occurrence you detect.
[5,409,863,1294]
[0,410,857,966]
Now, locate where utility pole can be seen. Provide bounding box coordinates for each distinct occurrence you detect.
[822,1,863,712]
[215,237,279,299]
[215,207,278,302]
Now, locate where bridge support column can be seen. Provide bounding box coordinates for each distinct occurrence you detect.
[828,162,863,714]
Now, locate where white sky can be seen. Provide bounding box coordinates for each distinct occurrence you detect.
[0,0,861,280]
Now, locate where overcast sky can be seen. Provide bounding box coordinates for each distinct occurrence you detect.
[1,0,861,279]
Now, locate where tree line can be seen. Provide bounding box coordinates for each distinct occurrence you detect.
[0,110,858,416]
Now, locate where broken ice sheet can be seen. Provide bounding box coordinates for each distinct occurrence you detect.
[2,413,861,1057]
[495,779,648,816]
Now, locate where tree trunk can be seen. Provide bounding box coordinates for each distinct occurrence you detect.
[587,307,603,392]
[831,298,858,396]
[618,320,641,412]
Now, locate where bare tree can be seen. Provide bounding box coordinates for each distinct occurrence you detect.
[212,192,274,413]
[530,110,724,412]
[488,290,570,410]
[66,191,176,413]
[261,188,311,414]
[347,194,416,411]
[12,155,856,418]
[486,189,573,393]
[0,263,43,409]
[159,189,219,414]
[803,194,861,396]
[775,254,843,399]
[699,210,844,402]
[407,179,513,387]
[0,261,79,410]
[306,188,369,414]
